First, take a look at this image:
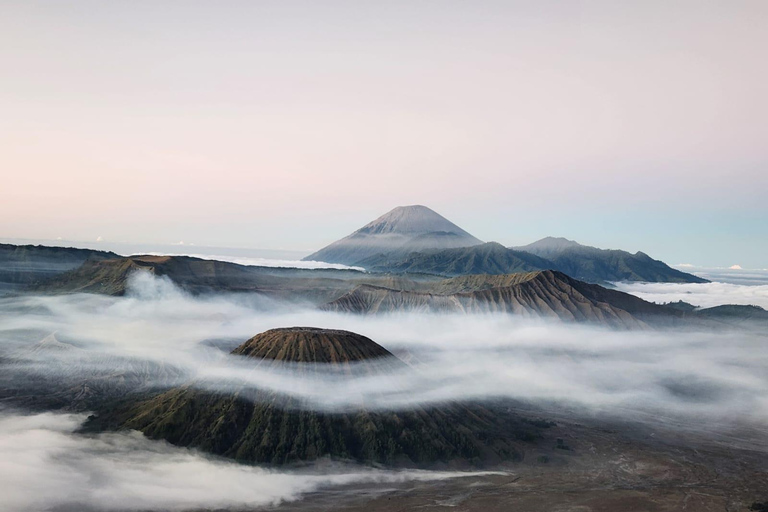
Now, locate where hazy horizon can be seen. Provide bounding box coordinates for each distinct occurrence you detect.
[2,204,767,272]
[2,1,767,267]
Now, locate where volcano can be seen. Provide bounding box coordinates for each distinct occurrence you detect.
[322,270,681,328]
[303,205,483,266]
[91,327,540,466]
[232,327,395,364]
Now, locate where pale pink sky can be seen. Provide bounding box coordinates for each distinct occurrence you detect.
[1,1,766,266]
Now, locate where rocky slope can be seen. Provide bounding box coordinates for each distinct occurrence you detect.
[301,207,703,284]
[232,327,395,363]
[688,304,768,329]
[89,327,542,466]
[323,270,679,329]
[304,205,483,266]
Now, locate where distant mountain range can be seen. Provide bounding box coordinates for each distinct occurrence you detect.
[22,253,754,330]
[513,237,707,284]
[0,206,706,291]
[305,206,706,285]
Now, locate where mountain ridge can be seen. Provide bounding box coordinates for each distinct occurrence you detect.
[232,327,397,364]
[0,243,119,294]
[322,269,681,329]
[359,242,554,277]
[354,237,704,285]
[514,237,707,284]
[298,206,705,284]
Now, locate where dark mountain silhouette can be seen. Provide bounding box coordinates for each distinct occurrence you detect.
[513,236,583,258]
[89,327,543,466]
[689,304,768,329]
[514,237,707,284]
[303,205,483,266]
[0,243,118,293]
[695,304,768,321]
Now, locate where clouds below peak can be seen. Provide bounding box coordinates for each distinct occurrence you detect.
[0,409,495,512]
[615,279,768,309]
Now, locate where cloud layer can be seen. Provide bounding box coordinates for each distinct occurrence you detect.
[2,273,767,511]
[615,280,768,309]
[0,409,496,512]
[2,272,767,427]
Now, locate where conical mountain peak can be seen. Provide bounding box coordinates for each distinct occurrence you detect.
[304,205,483,265]
[231,327,395,364]
[357,205,476,237]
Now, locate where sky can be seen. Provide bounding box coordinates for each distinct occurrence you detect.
[1,1,766,267]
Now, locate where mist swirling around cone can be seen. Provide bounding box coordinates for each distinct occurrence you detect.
[232,327,396,364]
[91,326,540,467]
[303,205,484,266]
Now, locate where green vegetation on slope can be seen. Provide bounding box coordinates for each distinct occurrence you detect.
[359,242,553,277]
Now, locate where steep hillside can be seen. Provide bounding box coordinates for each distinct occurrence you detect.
[323,270,678,329]
[360,242,553,277]
[304,205,483,265]
[89,327,542,466]
[232,327,395,363]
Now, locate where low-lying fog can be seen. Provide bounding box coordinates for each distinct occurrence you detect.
[1,272,767,511]
[2,272,767,422]
[0,408,499,512]
[615,279,768,309]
